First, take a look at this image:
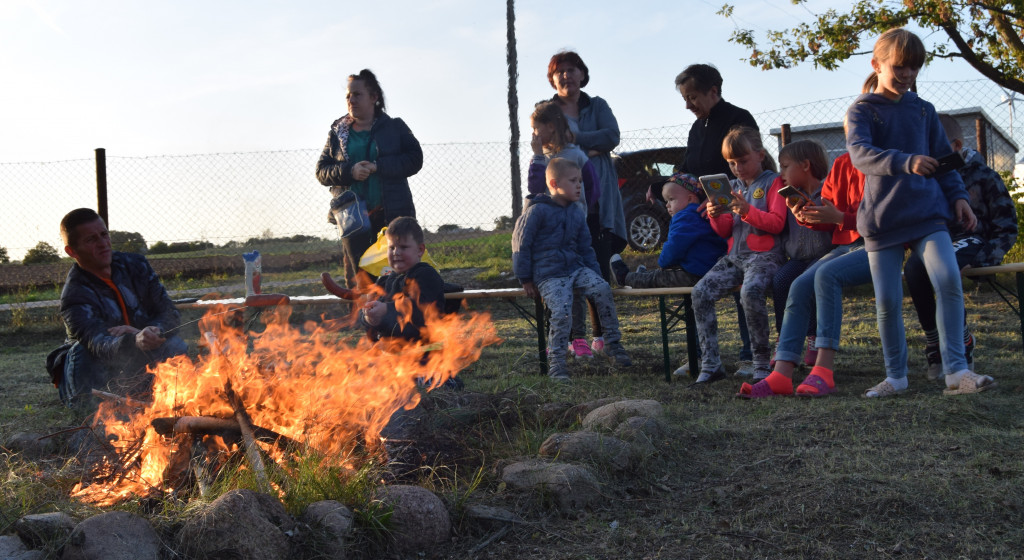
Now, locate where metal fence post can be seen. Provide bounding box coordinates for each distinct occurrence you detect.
[95,148,108,226]
[780,123,791,147]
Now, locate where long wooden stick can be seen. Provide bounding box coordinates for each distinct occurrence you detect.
[224,382,271,493]
[91,388,152,408]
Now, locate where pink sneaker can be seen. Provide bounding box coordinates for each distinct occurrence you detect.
[569,338,593,359]
[804,336,818,366]
[591,337,605,355]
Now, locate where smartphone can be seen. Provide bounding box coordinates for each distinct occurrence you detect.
[778,184,812,204]
[697,173,733,207]
[930,151,966,177]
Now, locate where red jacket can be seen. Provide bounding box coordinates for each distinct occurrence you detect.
[800,152,865,245]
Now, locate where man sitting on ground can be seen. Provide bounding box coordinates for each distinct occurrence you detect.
[46,208,187,405]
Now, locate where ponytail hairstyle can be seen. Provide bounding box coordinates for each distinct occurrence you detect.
[348,69,386,116]
[722,126,777,172]
[531,101,575,153]
[862,28,926,94]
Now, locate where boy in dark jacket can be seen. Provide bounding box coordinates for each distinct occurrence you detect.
[512,158,632,381]
[904,113,1019,378]
[358,217,444,342]
[610,172,726,288]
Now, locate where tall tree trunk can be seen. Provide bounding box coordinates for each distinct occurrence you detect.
[506,0,521,219]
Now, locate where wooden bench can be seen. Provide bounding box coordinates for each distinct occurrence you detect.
[444,287,698,382]
[176,261,1024,381]
[962,262,1024,351]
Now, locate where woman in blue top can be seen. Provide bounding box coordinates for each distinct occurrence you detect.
[316,69,423,288]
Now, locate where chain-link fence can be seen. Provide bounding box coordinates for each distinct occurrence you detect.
[1,79,1020,262]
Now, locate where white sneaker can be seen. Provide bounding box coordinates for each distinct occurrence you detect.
[673,363,689,376]
[734,360,755,377]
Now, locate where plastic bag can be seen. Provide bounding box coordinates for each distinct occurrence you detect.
[359,227,437,277]
[330,190,371,238]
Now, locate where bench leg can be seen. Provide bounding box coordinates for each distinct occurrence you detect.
[684,294,699,379]
[535,296,548,376]
[658,296,671,382]
[1018,272,1024,353]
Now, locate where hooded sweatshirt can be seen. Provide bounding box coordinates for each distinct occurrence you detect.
[845,91,968,251]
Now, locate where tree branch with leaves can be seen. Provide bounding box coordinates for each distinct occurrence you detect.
[720,0,1024,94]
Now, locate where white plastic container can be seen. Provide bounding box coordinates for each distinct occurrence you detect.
[243,250,262,297]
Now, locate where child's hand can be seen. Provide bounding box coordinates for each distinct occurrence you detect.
[954,199,977,232]
[705,201,728,218]
[531,132,544,155]
[522,281,538,299]
[362,300,386,326]
[909,155,939,176]
[786,196,808,214]
[799,199,844,225]
[729,190,750,218]
[522,281,539,299]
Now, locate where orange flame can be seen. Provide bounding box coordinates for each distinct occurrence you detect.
[72,297,499,505]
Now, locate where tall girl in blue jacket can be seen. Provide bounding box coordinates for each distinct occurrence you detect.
[846,28,994,397]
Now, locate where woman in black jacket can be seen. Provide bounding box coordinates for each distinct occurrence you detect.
[316,69,423,288]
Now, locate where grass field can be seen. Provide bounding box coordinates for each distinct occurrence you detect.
[1,268,1022,558]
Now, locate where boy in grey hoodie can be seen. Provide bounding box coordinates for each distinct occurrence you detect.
[511,158,632,380]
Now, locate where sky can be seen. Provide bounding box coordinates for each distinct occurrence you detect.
[0,0,1000,259]
[0,0,985,161]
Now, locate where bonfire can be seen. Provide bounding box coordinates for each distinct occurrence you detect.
[72,298,499,506]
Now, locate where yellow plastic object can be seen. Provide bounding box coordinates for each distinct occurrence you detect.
[358,227,437,276]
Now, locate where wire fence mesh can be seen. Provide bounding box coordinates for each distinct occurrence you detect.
[2,79,1021,262]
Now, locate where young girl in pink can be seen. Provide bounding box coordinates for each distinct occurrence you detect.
[691,126,787,383]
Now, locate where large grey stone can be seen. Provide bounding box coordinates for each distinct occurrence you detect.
[501,459,600,513]
[300,500,353,558]
[61,511,160,560]
[14,512,76,549]
[177,489,295,560]
[538,431,634,471]
[4,432,55,459]
[613,415,666,458]
[463,504,524,530]
[582,399,663,431]
[374,485,451,555]
[0,534,45,560]
[566,397,621,425]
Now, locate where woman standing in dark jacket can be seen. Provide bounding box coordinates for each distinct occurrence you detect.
[316,69,423,288]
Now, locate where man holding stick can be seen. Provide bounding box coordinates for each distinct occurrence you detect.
[46,208,187,406]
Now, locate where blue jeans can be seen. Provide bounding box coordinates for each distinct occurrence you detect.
[775,240,872,364]
[59,335,188,406]
[868,230,966,379]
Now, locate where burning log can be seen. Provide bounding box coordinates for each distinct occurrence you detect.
[224,381,271,494]
[150,416,299,450]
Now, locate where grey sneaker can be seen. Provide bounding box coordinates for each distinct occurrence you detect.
[734,360,755,377]
[606,343,633,367]
[691,366,727,385]
[548,361,571,382]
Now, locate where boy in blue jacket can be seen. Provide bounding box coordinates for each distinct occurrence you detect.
[512,158,632,381]
[610,173,726,288]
